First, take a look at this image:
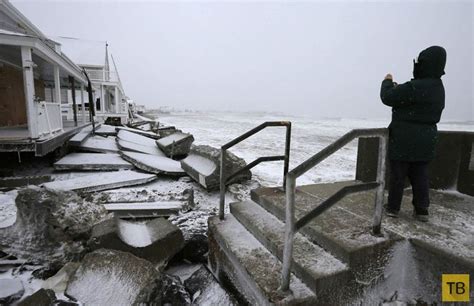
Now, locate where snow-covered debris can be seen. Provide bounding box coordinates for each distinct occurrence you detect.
[156,132,194,158]
[181,144,252,191]
[120,151,185,176]
[115,126,160,139]
[161,274,192,305]
[17,288,56,306]
[89,218,184,267]
[42,170,157,193]
[117,138,166,156]
[65,249,162,305]
[0,187,107,264]
[0,279,24,304]
[117,129,158,147]
[94,124,117,136]
[53,153,133,171]
[76,135,119,153]
[0,190,18,228]
[42,262,80,294]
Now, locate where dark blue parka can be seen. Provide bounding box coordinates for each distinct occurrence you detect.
[380,46,446,161]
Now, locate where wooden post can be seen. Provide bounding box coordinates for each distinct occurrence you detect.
[80,85,86,123]
[53,65,63,129]
[100,84,105,114]
[69,76,78,126]
[21,46,38,139]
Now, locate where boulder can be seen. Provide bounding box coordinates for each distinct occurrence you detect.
[156,132,194,158]
[18,289,56,306]
[180,145,251,191]
[0,279,24,304]
[0,187,107,264]
[65,249,162,305]
[184,265,236,305]
[89,217,184,267]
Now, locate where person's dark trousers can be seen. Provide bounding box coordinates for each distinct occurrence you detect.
[387,160,430,214]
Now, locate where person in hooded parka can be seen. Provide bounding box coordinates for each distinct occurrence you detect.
[380,46,446,222]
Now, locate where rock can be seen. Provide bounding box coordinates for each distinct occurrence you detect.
[161,274,192,305]
[156,132,194,158]
[175,233,208,263]
[32,261,64,280]
[65,249,162,305]
[0,187,107,264]
[0,279,24,304]
[18,289,56,306]
[89,217,184,267]
[42,262,80,293]
[180,145,251,191]
[184,265,236,305]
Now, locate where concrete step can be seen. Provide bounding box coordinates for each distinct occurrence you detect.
[230,200,350,300]
[54,153,133,171]
[208,215,317,305]
[250,181,397,267]
[69,124,98,146]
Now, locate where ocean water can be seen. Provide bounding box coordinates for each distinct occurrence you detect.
[151,111,473,187]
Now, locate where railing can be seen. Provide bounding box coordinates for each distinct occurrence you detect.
[83,68,120,83]
[37,102,63,136]
[219,121,292,220]
[279,128,388,291]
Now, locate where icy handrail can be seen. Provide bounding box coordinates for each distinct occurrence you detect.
[219,121,292,220]
[279,128,388,292]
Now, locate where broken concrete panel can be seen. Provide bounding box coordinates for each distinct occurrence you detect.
[115,126,160,139]
[181,145,251,191]
[89,218,184,267]
[156,132,194,158]
[65,249,163,305]
[120,151,185,176]
[54,153,133,171]
[0,279,24,304]
[0,187,107,264]
[42,262,80,293]
[104,201,184,218]
[77,135,119,153]
[117,130,158,147]
[18,289,56,306]
[69,124,96,146]
[158,126,182,138]
[42,170,157,193]
[117,138,166,156]
[95,124,117,137]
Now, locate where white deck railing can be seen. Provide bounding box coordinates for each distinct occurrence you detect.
[84,68,120,83]
[37,102,63,136]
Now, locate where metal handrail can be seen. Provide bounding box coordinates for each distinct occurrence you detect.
[219,121,292,220]
[279,128,388,291]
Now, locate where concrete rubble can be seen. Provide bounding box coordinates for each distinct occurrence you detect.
[89,217,184,268]
[54,153,133,171]
[65,249,163,305]
[120,151,185,176]
[181,144,252,190]
[156,132,194,158]
[17,288,56,306]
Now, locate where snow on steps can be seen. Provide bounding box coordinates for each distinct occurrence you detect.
[230,200,350,298]
[208,215,317,305]
[54,153,133,171]
[120,151,185,176]
[69,123,98,146]
[42,170,157,192]
[76,135,119,153]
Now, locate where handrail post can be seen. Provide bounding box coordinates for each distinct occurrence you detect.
[283,122,291,188]
[372,134,387,234]
[280,174,296,292]
[219,148,226,220]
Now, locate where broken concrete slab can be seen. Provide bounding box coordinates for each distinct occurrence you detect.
[158,126,182,138]
[66,249,163,305]
[181,145,251,191]
[115,126,160,139]
[42,170,157,193]
[76,135,119,153]
[54,153,133,171]
[156,132,194,158]
[120,151,185,176]
[89,218,184,267]
[95,124,118,136]
[18,289,56,306]
[117,138,166,156]
[103,201,184,218]
[69,124,96,146]
[117,129,159,147]
[0,279,24,304]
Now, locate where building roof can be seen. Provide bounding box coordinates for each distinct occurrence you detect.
[52,36,108,68]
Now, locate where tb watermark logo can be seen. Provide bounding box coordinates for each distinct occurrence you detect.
[442,274,470,302]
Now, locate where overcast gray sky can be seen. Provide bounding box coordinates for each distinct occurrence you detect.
[13,0,473,120]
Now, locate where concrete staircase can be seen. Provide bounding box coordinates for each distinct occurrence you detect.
[208,180,474,305]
